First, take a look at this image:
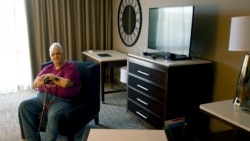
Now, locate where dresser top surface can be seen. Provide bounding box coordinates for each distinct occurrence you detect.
[128,53,211,67]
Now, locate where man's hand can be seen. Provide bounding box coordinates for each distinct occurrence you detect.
[43,73,58,82]
[43,76,51,84]
[33,74,59,88]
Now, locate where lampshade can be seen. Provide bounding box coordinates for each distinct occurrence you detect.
[229,16,250,108]
[229,16,250,51]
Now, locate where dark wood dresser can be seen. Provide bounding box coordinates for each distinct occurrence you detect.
[127,54,213,140]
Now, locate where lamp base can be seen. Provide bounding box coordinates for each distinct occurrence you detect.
[233,96,250,107]
[233,52,250,108]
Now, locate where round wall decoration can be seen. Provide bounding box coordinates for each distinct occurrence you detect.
[118,0,142,47]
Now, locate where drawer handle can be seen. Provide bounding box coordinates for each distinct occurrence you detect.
[137,70,149,76]
[137,84,148,91]
[136,111,148,119]
[136,98,148,105]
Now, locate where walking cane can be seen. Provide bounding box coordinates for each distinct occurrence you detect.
[37,77,50,141]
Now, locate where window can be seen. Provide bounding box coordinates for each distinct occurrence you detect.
[0,0,31,93]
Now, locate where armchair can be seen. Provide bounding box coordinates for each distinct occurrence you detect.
[20,60,100,141]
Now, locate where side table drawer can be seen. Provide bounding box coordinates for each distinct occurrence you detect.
[128,101,164,129]
[128,88,164,117]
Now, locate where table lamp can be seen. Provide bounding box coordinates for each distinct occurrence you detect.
[229,16,250,108]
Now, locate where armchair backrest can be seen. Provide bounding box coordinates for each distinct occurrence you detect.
[72,61,100,105]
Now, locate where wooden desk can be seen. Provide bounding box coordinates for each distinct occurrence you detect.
[200,99,250,132]
[200,99,250,140]
[82,50,127,103]
[83,129,168,141]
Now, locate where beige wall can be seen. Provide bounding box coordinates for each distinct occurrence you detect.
[112,0,250,133]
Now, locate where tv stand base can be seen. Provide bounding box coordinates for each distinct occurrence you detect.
[144,52,192,60]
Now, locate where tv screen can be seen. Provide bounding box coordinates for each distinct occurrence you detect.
[147,5,194,60]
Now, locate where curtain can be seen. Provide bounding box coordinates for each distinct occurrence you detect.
[24,0,113,80]
[0,0,31,93]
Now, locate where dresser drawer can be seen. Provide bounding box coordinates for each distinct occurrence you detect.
[128,62,167,85]
[127,101,164,129]
[128,75,165,101]
[128,88,164,117]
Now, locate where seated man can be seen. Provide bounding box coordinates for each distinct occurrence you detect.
[18,42,81,141]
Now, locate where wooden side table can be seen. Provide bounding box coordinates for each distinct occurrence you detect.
[200,99,250,140]
[82,50,127,103]
[200,99,250,132]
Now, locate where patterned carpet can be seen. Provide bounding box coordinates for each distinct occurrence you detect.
[0,90,147,141]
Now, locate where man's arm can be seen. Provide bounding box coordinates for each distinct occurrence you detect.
[43,73,74,88]
[33,73,74,89]
[53,76,73,88]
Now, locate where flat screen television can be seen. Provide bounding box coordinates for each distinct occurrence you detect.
[147,5,194,60]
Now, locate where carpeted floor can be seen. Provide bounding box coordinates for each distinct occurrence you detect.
[0,89,147,141]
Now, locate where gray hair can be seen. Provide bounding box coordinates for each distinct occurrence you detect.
[49,42,63,53]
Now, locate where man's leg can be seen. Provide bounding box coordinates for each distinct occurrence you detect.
[18,92,46,141]
[45,97,72,141]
